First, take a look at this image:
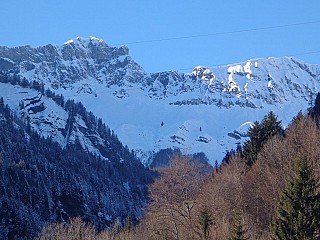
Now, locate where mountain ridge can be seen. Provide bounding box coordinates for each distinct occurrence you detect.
[0,36,319,164]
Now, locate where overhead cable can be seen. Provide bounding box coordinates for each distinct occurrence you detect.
[110,20,320,46]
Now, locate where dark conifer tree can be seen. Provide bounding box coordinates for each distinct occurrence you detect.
[222,150,232,165]
[214,160,219,173]
[272,153,320,240]
[309,92,320,126]
[260,111,283,140]
[228,209,248,240]
[243,112,282,167]
[290,111,305,126]
[196,207,214,240]
[236,144,243,158]
[243,121,261,167]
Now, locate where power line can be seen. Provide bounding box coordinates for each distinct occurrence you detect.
[110,20,320,46]
[176,49,320,72]
[290,50,320,57]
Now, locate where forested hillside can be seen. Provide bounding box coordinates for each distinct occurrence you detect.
[0,95,154,239]
[35,97,320,240]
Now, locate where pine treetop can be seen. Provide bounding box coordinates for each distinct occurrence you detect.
[272,153,320,240]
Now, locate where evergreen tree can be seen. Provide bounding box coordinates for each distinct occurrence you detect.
[243,112,282,167]
[214,160,220,173]
[196,207,214,240]
[228,209,248,240]
[236,144,243,158]
[271,153,320,240]
[222,150,232,165]
[260,111,283,140]
[291,111,305,126]
[309,92,320,126]
[243,121,261,167]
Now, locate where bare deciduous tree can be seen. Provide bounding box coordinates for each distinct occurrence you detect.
[146,154,208,240]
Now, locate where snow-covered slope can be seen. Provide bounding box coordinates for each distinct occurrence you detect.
[0,83,119,161]
[1,36,319,164]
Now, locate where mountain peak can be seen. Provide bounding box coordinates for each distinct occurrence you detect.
[60,36,130,60]
[64,36,108,48]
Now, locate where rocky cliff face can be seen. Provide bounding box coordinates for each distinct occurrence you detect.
[0,37,146,88]
[1,36,320,164]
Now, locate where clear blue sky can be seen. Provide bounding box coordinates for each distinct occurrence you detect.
[0,1,319,73]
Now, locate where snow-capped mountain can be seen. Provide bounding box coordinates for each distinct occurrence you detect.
[1,36,319,164]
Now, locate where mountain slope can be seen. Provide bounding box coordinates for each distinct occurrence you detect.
[0,86,153,239]
[0,36,319,164]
